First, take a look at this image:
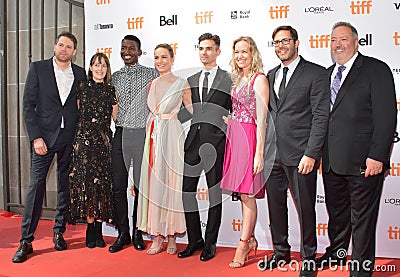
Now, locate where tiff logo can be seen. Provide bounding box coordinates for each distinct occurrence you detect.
[389,162,400,176]
[350,1,372,14]
[96,0,110,4]
[127,17,144,29]
[317,223,328,236]
[393,32,400,45]
[309,34,330,48]
[160,15,177,26]
[97,47,112,59]
[232,219,242,231]
[195,11,213,24]
[269,5,289,19]
[388,226,400,239]
[196,187,208,201]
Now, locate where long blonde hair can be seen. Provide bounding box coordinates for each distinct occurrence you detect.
[229,36,264,87]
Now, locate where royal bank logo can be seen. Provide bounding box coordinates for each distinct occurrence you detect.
[304,6,334,14]
[231,10,251,19]
[394,32,400,46]
[94,23,114,30]
[350,0,372,14]
[160,15,177,26]
[316,195,325,204]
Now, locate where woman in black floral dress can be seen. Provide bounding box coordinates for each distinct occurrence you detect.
[69,53,118,248]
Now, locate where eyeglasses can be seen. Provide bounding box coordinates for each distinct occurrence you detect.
[273,38,295,47]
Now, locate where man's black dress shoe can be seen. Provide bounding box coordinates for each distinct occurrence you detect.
[109,232,131,253]
[12,241,33,263]
[200,243,216,261]
[132,229,146,251]
[258,252,291,270]
[177,239,204,258]
[53,232,67,251]
[315,253,346,269]
[300,259,317,277]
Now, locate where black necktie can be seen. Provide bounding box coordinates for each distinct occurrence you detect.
[278,67,288,99]
[202,72,210,105]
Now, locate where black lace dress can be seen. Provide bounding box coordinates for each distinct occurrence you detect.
[68,80,117,224]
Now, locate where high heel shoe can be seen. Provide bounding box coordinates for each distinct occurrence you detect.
[229,238,252,268]
[147,235,164,255]
[249,236,258,256]
[166,235,177,255]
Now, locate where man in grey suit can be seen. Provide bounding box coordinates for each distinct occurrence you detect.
[260,26,330,277]
[12,32,86,263]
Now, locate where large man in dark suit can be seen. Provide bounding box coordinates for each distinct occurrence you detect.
[177,33,232,261]
[261,26,330,277]
[12,32,86,263]
[317,22,397,277]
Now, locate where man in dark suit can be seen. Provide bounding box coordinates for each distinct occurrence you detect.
[317,22,397,277]
[12,32,86,263]
[177,33,232,261]
[261,26,330,277]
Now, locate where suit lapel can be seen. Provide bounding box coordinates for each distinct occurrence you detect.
[331,54,363,112]
[204,67,222,103]
[267,67,279,111]
[279,58,306,106]
[46,59,63,106]
[191,71,201,104]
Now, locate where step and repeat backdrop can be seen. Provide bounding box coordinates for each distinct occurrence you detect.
[84,0,399,258]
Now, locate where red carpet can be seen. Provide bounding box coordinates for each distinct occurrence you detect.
[1,212,399,277]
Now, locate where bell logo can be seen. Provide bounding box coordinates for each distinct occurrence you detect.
[317,223,328,236]
[309,34,330,48]
[160,15,177,26]
[358,34,372,46]
[97,47,112,59]
[269,5,289,19]
[232,219,242,232]
[388,226,400,239]
[127,17,144,29]
[350,1,372,14]
[96,0,110,4]
[197,188,208,201]
[393,32,400,46]
[195,11,213,24]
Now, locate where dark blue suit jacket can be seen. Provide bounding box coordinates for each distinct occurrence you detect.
[23,58,86,148]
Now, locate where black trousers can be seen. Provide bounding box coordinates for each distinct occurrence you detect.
[182,134,224,245]
[322,170,384,277]
[266,152,318,260]
[111,127,145,234]
[21,130,72,242]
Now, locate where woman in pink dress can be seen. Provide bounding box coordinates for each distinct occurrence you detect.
[220,36,269,268]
